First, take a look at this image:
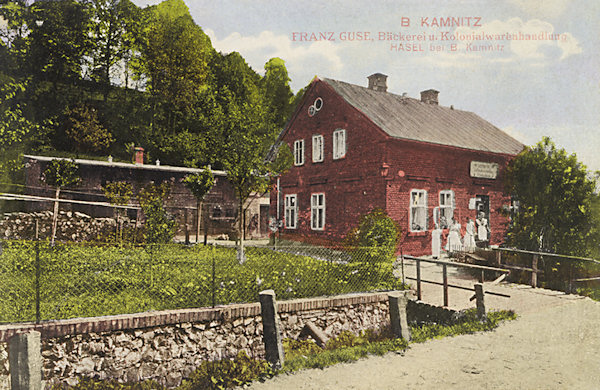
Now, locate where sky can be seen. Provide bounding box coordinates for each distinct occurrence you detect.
[134,0,600,172]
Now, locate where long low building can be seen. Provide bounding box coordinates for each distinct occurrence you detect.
[22,152,270,240]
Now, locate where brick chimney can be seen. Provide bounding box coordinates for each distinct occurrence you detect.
[420,89,439,105]
[134,147,144,164]
[367,73,388,92]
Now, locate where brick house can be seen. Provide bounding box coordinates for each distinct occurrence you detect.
[23,153,270,239]
[271,74,524,256]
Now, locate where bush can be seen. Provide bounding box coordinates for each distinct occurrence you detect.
[346,208,400,266]
[138,183,176,244]
[179,351,273,390]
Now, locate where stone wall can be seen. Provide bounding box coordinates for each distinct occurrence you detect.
[0,292,394,389]
[0,211,131,242]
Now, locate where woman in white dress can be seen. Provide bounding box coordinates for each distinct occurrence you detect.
[476,211,489,244]
[432,224,442,259]
[446,217,462,253]
[463,217,476,252]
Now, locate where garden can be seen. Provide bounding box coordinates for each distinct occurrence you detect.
[0,240,406,323]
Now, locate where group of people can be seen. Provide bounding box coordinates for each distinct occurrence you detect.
[432,212,489,258]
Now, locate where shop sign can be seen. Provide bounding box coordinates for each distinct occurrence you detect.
[470,161,498,179]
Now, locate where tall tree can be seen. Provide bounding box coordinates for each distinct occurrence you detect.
[505,137,597,256]
[26,0,93,89]
[87,0,141,100]
[261,57,294,129]
[138,0,213,135]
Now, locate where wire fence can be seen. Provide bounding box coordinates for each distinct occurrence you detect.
[0,240,406,324]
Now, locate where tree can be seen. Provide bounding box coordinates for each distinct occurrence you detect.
[137,181,175,244]
[26,0,93,89]
[87,0,141,100]
[102,180,133,244]
[42,158,80,245]
[505,137,598,288]
[64,104,114,154]
[0,78,31,175]
[261,57,294,128]
[223,134,292,263]
[183,168,214,244]
[138,0,213,134]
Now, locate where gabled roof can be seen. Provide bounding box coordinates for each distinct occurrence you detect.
[321,77,524,155]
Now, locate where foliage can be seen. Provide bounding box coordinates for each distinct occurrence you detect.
[183,168,214,201]
[180,351,273,390]
[505,137,599,290]
[282,309,516,374]
[346,208,400,271]
[42,158,80,188]
[505,137,597,256]
[261,57,294,128]
[0,77,32,175]
[103,181,133,207]
[410,309,517,343]
[138,182,175,244]
[25,0,93,87]
[50,377,165,390]
[64,104,114,153]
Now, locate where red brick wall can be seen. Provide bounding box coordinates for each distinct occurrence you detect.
[384,138,513,255]
[271,79,516,256]
[273,79,389,242]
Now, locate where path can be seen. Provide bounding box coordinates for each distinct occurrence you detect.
[247,257,600,389]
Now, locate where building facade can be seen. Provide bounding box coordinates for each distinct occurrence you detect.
[271,74,524,256]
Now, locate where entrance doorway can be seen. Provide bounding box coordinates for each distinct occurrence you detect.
[475,195,490,246]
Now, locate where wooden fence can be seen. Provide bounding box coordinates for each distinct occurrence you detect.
[492,247,600,292]
[400,255,511,307]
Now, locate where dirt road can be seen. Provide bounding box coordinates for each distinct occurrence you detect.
[248,258,600,389]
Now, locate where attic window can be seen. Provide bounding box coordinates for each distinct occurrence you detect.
[308,97,323,117]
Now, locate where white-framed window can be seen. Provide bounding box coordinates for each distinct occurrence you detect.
[410,189,428,232]
[311,193,326,230]
[439,190,454,229]
[284,194,297,229]
[312,135,324,163]
[333,129,346,159]
[293,139,304,166]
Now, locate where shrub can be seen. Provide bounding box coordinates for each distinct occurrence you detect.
[138,183,175,244]
[180,351,273,390]
[347,208,400,266]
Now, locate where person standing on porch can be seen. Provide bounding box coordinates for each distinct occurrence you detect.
[476,211,489,245]
[446,217,462,253]
[463,217,476,252]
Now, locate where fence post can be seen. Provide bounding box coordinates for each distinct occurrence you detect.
[184,208,190,245]
[259,290,285,369]
[442,263,448,307]
[474,283,485,320]
[35,243,41,323]
[531,254,538,288]
[495,250,501,267]
[416,258,422,301]
[8,331,42,390]
[211,244,216,308]
[388,291,411,341]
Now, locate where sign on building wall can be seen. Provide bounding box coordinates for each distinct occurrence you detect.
[470,161,499,179]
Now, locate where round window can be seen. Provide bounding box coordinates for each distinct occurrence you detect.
[308,105,316,117]
[314,97,323,111]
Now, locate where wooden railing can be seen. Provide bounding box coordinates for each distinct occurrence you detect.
[400,255,511,307]
[492,247,600,292]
